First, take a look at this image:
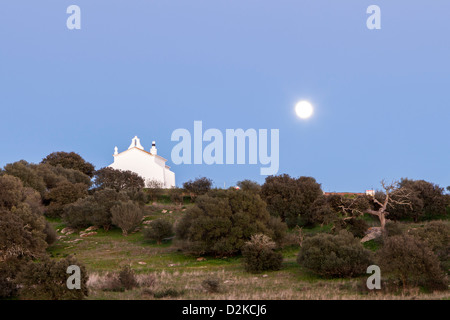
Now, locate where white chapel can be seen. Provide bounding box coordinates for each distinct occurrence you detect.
[109,136,176,188]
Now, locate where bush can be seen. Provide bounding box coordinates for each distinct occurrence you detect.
[146,179,164,202]
[111,201,143,236]
[0,257,21,299]
[41,151,95,178]
[266,217,288,246]
[301,196,337,227]
[168,187,184,205]
[242,234,283,273]
[43,221,57,245]
[119,265,138,290]
[346,218,369,238]
[260,174,323,228]
[17,255,88,300]
[94,167,145,192]
[143,219,173,244]
[377,235,447,291]
[202,277,221,293]
[409,221,449,272]
[383,221,403,237]
[44,182,88,218]
[176,189,280,256]
[297,230,373,278]
[183,177,212,201]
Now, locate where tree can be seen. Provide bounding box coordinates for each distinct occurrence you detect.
[17,255,89,300]
[44,181,89,218]
[260,174,323,228]
[168,187,184,205]
[339,180,412,230]
[377,235,447,291]
[0,175,47,260]
[2,160,46,196]
[237,180,261,194]
[41,151,95,177]
[111,201,143,236]
[183,177,212,200]
[143,219,173,244]
[146,178,164,202]
[297,230,373,278]
[94,167,145,192]
[176,189,280,256]
[390,178,447,221]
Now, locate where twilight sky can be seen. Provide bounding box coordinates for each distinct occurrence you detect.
[0,1,449,191]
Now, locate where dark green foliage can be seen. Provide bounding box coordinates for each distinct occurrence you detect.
[0,257,21,299]
[3,160,47,195]
[41,151,95,177]
[242,234,283,273]
[0,175,47,260]
[377,235,448,291]
[346,218,369,238]
[17,255,89,300]
[409,221,449,272]
[237,180,261,194]
[118,265,138,290]
[146,179,164,202]
[176,189,279,256]
[44,182,88,218]
[44,221,57,245]
[302,196,337,227]
[143,218,173,244]
[260,174,323,228]
[168,187,184,205]
[183,177,212,200]
[111,200,143,236]
[383,221,403,237]
[266,216,288,246]
[94,167,145,192]
[63,189,131,230]
[297,230,373,278]
[389,179,447,221]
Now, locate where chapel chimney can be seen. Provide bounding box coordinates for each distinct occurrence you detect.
[150,141,157,155]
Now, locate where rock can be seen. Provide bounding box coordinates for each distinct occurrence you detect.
[262,274,268,278]
[168,263,179,267]
[61,227,75,235]
[143,220,152,225]
[138,261,147,265]
[161,209,168,213]
[85,226,98,232]
[80,232,97,238]
[196,257,206,262]
[361,227,382,243]
[169,211,173,214]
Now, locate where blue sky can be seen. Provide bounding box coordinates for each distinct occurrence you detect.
[0,1,449,191]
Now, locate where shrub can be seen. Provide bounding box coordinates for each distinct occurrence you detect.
[346,218,369,238]
[242,234,283,273]
[169,187,184,205]
[45,181,88,218]
[111,201,143,236]
[297,230,373,278]
[301,196,337,227]
[183,177,212,201]
[0,257,21,299]
[202,277,221,293]
[377,235,447,291]
[43,221,57,245]
[260,174,323,228]
[409,221,449,272]
[152,288,185,299]
[383,221,403,237]
[119,265,138,290]
[17,255,88,300]
[41,151,95,177]
[94,167,145,192]
[236,180,261,194]
[266,216,288,246]
[146,179,164,201]
[176,189,279,256]
[143,219,173,244]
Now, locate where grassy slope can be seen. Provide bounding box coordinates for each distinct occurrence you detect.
[47,204,450,300]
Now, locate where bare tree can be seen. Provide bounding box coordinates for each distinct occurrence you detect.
[339,180,412,230]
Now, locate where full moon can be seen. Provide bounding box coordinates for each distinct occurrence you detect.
[295,101,314,119]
